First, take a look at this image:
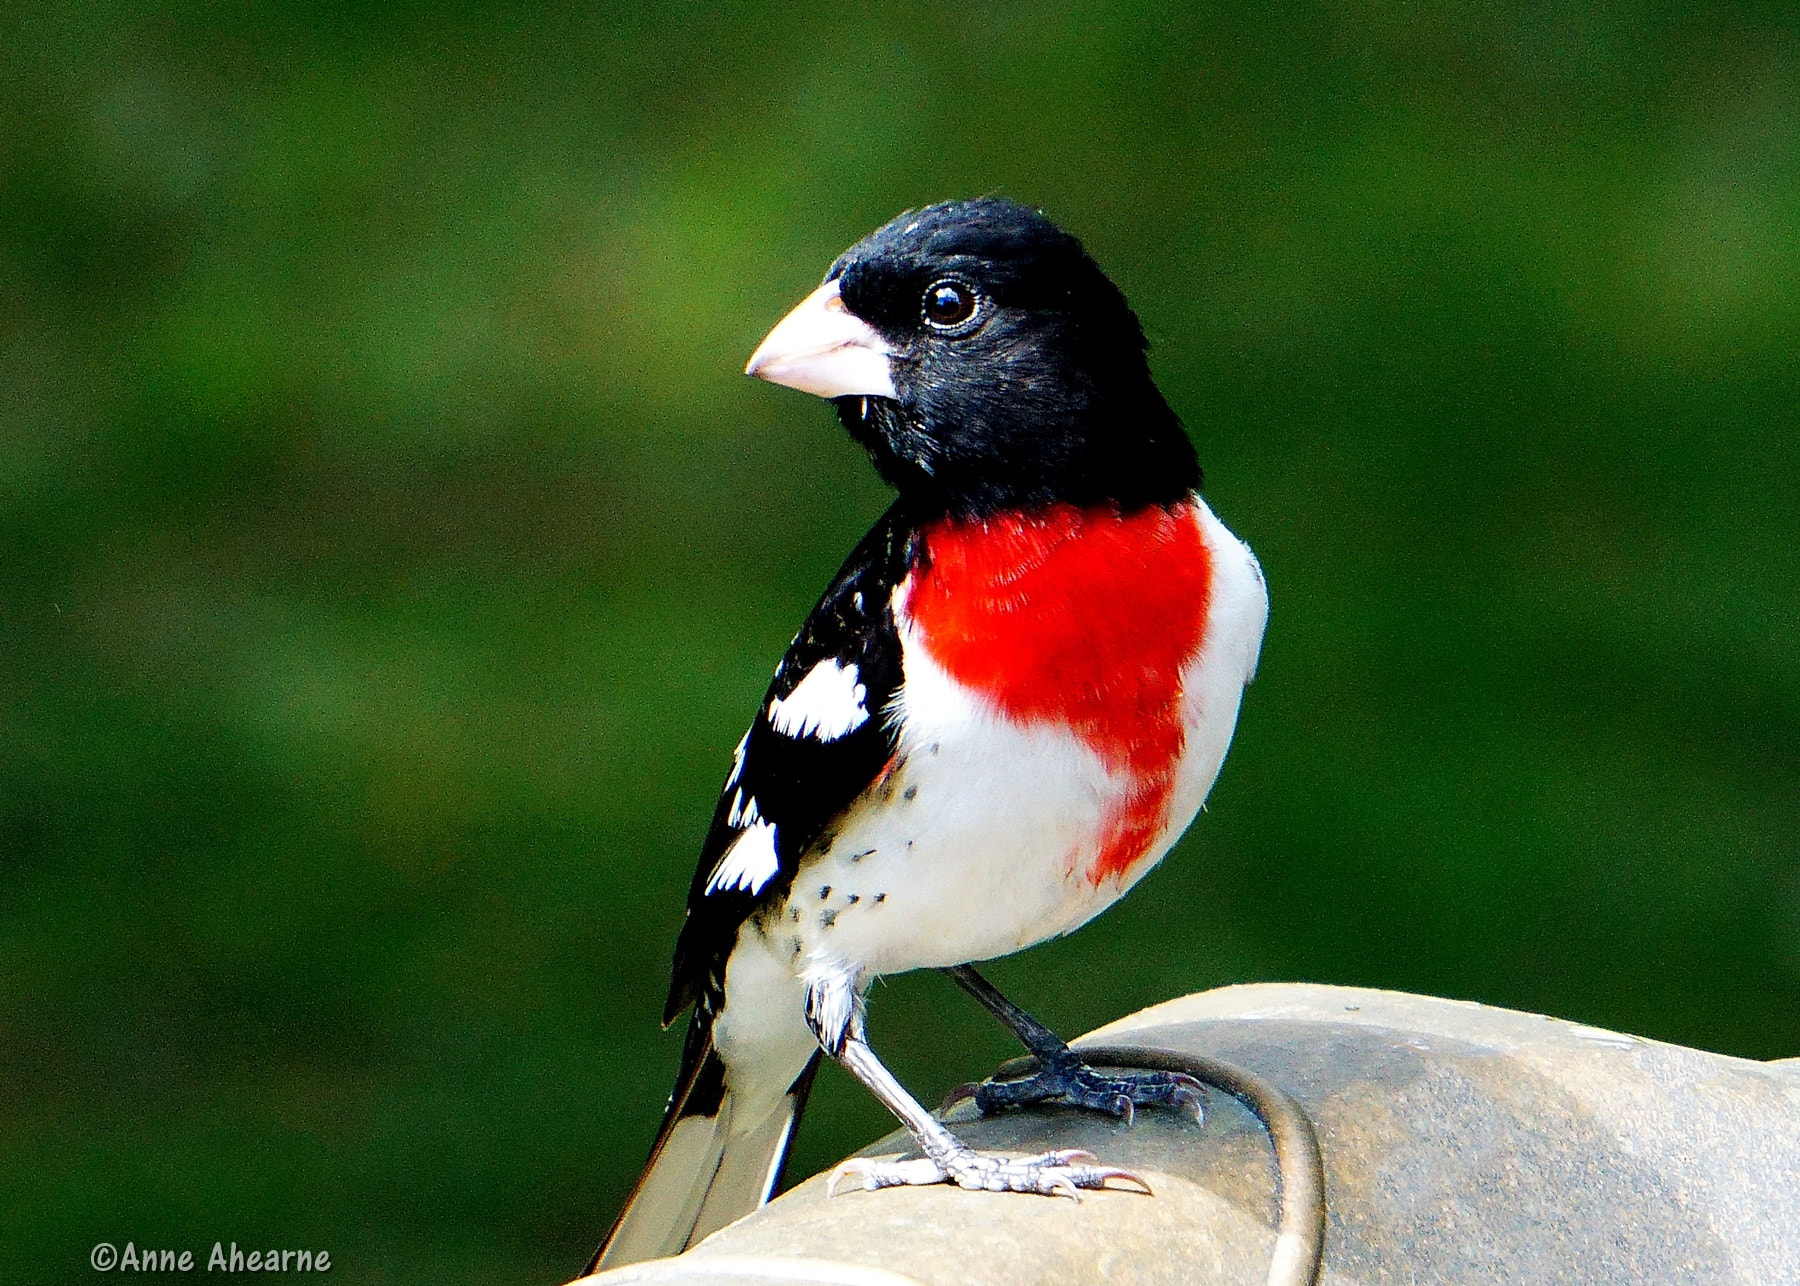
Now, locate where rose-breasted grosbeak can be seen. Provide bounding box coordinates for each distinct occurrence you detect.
[590,199,1267,1271]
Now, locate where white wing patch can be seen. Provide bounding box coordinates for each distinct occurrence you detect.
[726,790,758,827]
[706,815,780,895]
[768,659,869,741]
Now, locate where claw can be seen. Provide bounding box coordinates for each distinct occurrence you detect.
[938,1082,982,1113]
[829,1156,949,1194]
[826,1159,867,1197]
[1090,1167,1154,1195]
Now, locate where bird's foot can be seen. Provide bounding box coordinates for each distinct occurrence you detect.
[944,1052,1205,1126]
[827,1146,1150,1200]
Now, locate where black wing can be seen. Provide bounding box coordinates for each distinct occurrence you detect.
[664,503,916,1024]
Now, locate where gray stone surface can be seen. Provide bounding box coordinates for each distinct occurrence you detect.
[579,984,1800,1285]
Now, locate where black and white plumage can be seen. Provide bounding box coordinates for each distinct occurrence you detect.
[666,508,911,1027]
[595,509,913,1267]
[590,199,1268,1272]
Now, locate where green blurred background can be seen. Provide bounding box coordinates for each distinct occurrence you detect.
[3,1,1798,1281]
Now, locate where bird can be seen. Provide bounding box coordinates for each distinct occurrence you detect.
[587,197,1268,1272]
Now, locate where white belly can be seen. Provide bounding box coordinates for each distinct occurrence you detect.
[761,498,1268,982]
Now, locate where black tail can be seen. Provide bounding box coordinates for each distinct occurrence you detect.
[583,1013,820,1276]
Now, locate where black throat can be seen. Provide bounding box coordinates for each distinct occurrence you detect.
[833,385,1201,523]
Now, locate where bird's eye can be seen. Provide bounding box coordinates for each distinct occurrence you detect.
[922,280,979,330]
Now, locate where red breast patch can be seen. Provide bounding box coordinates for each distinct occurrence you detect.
[905,500,1214,884]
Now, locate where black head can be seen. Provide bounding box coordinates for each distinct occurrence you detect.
[749,198,1199,520]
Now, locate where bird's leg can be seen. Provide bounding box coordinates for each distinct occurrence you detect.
[941,964,1205,1125]
[803,966,1150,1199]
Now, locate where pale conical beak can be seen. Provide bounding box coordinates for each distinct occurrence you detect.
[745,278,897,399]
